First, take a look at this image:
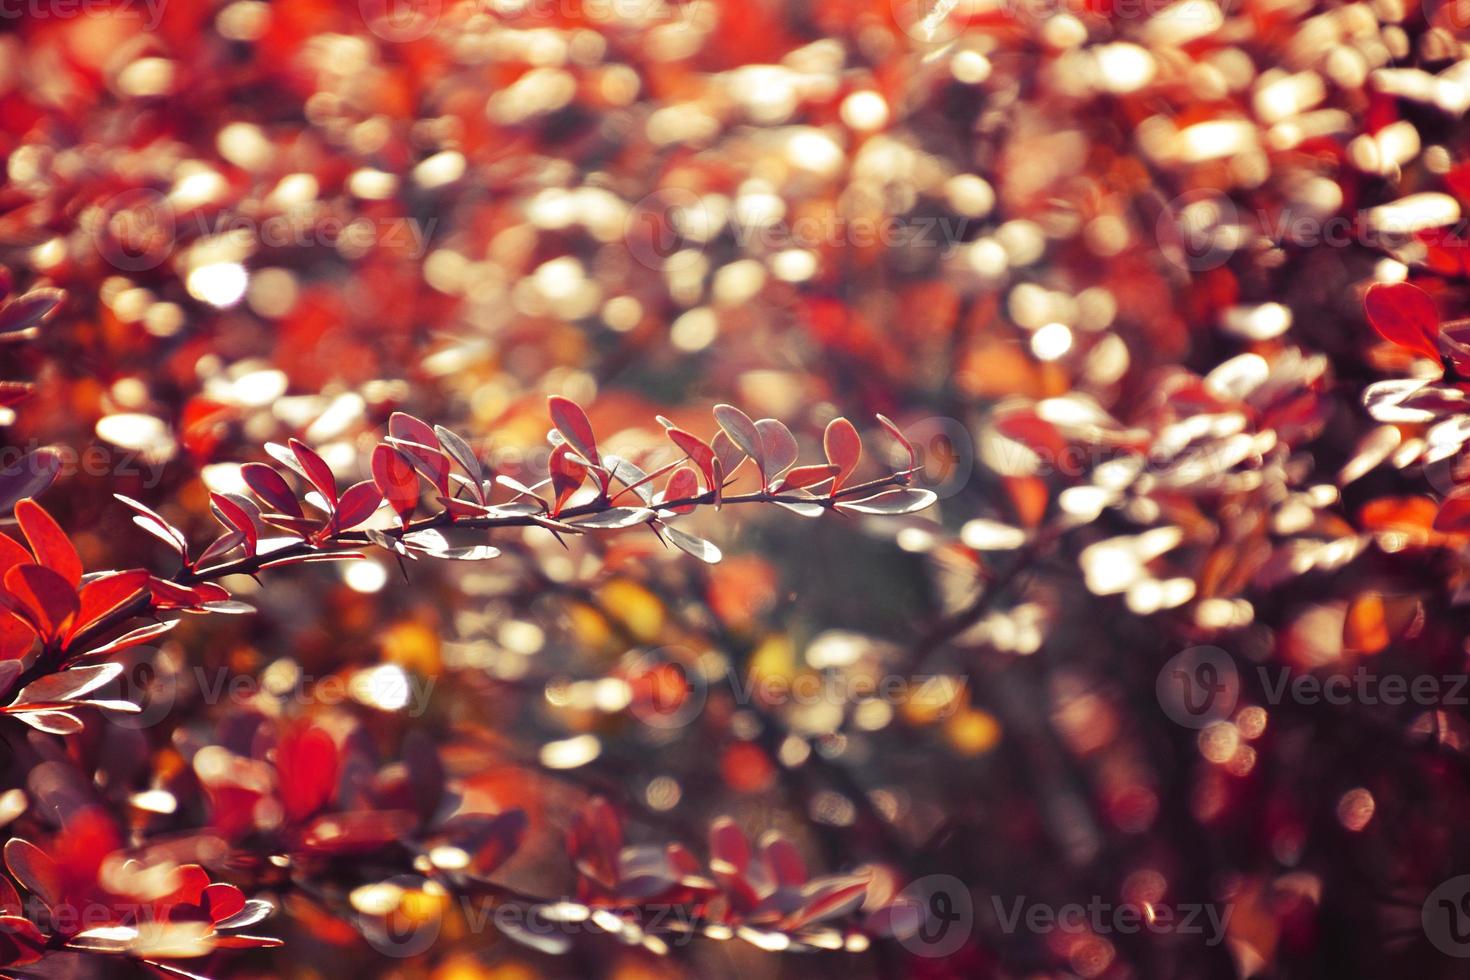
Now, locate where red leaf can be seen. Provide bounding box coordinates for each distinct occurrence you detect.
[662,466,700,514]
[334,481,383,531]
[241,463,303,518]
[549,443,588,516]
[289,439,338,509]
[774,463,839,492]
[0,534,30,581]
[0,614,33,662]
[388,439,451,497]
[201,883,247,924]
[823,418,862,495]
[1435,487,1470,533]
[761,832,806,888]
[0,382,32,409]
[371,445,420,526]
[1364,281,1441,362]
[388,412,439,450]
[708,817,750,877]
[274,722,338,824]
[548,396,601,467]
[666,427,716,488]
[209,493,258,556]
[70,569,150,642]
[2,564,78,643]
[0,914,46,966]
[15,498,81,586]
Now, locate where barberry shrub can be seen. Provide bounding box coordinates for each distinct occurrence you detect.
[0,279,938,975]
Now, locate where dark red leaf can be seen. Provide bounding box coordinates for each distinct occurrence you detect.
[289,439,338,508]
[1364,281,1441,362]
[0,288,63,334]
[388,439,451,497]
[3,838,62,909]
[0,450,61,514]
[549,443,588,516]
[334,481,383,531]
[1436,487,1470,533]
[241,463,303,518]
[209,493,258,556]
[0,382,32,409]
[0,914,46,966]
[371,445,420,526]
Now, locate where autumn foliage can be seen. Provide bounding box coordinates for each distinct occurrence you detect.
[7,0,1470,977]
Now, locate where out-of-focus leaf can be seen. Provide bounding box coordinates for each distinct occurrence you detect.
[0,449,61,514]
